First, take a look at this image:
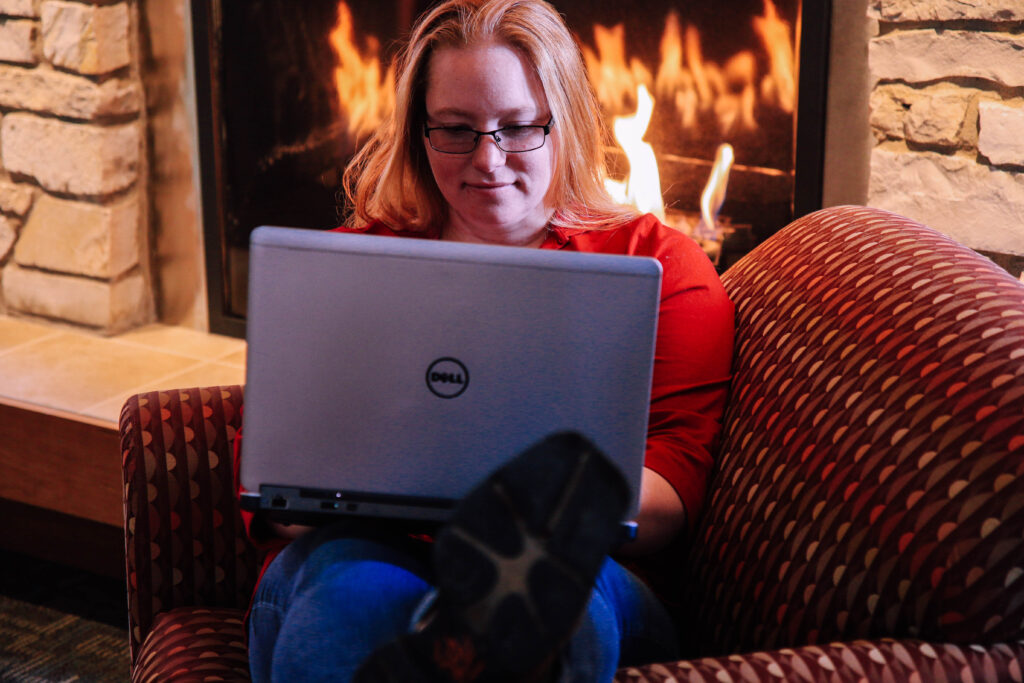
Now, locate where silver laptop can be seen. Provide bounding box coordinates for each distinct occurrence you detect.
[239,226,662,528]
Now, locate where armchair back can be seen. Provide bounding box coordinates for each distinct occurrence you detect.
[679,206,1024,656]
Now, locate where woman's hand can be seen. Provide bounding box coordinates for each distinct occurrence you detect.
[268,521,315,539]
[617,467,687,556]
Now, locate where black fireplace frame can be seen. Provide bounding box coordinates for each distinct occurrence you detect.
[192,1,831,338]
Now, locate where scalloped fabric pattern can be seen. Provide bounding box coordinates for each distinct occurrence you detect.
[121,385,258,663]
[680,206,1024,655]
[131,606,251,682]
[615,639,1024,682]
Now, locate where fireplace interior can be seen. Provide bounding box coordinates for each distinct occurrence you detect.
[193,0,830,337]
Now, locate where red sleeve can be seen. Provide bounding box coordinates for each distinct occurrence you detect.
[632,219,735,527]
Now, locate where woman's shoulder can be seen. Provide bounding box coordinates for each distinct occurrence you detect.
[574,214,718,278]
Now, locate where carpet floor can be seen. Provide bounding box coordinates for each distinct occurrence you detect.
[0,552,129,682]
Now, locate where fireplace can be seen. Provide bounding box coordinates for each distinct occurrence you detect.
[2,1,1018,339]
[192,0,831,337]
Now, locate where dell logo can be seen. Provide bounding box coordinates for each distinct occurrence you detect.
[426,357,469,398]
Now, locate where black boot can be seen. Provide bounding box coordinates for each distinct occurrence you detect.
[354,431,631,682]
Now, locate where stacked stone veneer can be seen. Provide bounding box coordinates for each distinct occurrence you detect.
[868,0,1024,263]
[0,0,152,334]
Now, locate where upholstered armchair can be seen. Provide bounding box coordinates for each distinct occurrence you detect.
[121,206,1024,681]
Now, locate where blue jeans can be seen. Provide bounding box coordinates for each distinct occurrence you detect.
[248,522,679,682]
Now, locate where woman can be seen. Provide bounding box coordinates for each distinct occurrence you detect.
[242,0,734,680]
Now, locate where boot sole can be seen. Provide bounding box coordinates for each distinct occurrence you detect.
[431,431,631,677]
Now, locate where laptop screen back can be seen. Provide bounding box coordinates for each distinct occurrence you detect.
[239,227,661,523]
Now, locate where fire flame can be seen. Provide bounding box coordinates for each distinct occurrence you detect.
[604,85,665,221]
[697,143,735,240]
[329,3,395,140]
[326,0,795,225]
[326,0,794,143]
[755,0,796,114]
[583,23,653,118]
[585,0,794,135]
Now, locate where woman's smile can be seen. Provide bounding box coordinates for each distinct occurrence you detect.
[465,179,514,191]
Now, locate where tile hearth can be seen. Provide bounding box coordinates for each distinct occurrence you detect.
[0,315,245,426]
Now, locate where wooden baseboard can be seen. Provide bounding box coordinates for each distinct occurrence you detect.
[0,397,124,578]
[0,497,124,579]
[0,397,121,527]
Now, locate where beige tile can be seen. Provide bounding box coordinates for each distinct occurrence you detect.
[80,361,247,424]
[0,331,204,414]
[78,394,133,426]
[137,361,246,394]
[219,347,247,367]
[0,315,59,353]
[113,323,246,362]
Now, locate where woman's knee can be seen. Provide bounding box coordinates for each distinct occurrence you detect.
[269,559,431,680]
[254,535,433,681]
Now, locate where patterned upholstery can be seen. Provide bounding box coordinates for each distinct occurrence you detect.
[121,207,1024,680]
[121,385,258,668]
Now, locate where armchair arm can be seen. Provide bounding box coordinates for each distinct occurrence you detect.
[130,606,250,683]
[615,639,1024,682]
[121,385,258,663]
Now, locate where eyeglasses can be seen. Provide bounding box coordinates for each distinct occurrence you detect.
[424,119,554,154]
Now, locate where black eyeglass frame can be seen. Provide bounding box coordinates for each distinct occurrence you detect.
[423,118,555,154]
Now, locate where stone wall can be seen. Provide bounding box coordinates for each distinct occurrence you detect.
[867,0,1024,272]
[0,0,152,334]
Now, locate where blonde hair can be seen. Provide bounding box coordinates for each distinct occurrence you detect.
[342,0,636,232]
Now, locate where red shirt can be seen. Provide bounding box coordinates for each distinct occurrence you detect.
[236,213,734,561]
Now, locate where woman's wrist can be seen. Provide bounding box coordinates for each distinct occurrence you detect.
[618,468,687,556]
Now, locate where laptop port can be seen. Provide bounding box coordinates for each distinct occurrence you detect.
[321,501,340,510]
[271,495,288,508]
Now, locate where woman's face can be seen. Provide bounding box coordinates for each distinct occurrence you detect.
[423,41,556,246]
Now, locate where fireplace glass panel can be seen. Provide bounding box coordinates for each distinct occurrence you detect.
[194,0,827,337]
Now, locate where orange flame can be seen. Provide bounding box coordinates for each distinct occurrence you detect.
[754,0,796,113]
[329,3,395,140]
[582,24,653,119]
[327,0,794,142]
[588,0,794,136]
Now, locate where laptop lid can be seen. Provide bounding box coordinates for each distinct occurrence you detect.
[239,226,662,525]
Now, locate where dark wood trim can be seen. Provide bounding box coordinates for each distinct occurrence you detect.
[0,498,124,579]
[793,0,832,218]
[0,398,121,527]
[0,399,123,578]
[193,0,246,339]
